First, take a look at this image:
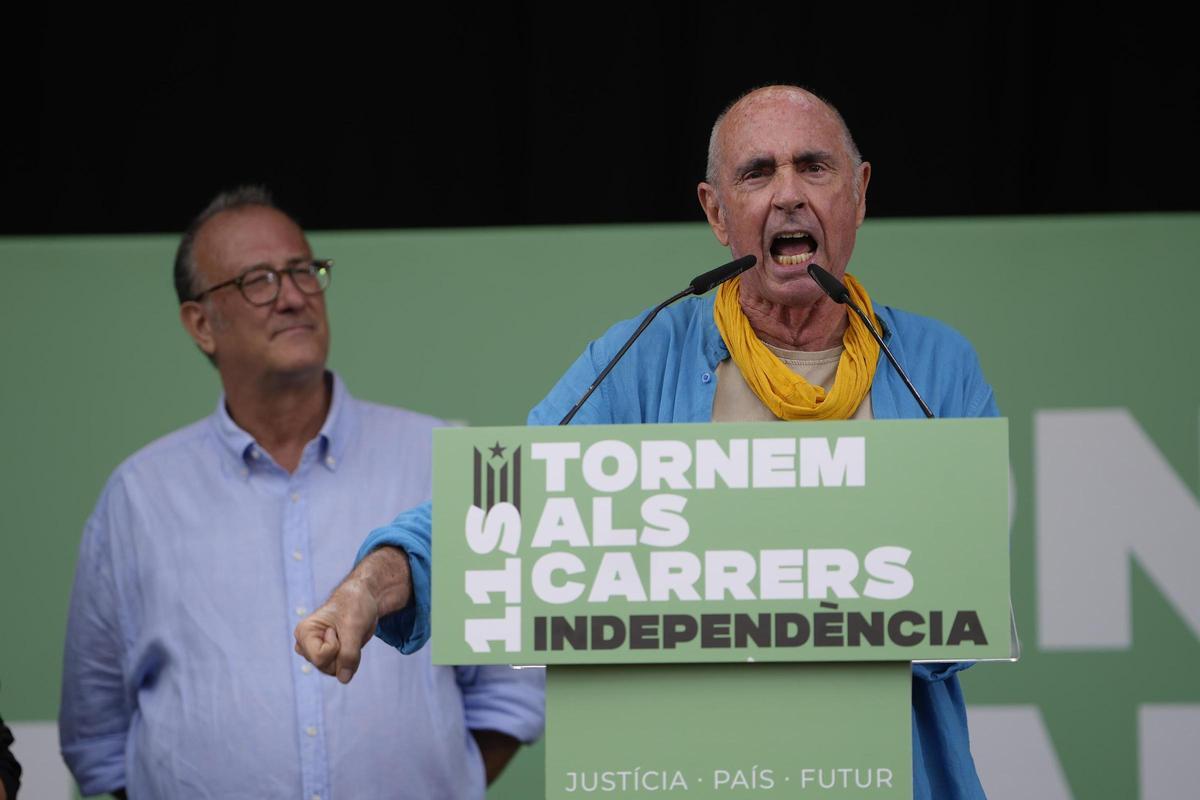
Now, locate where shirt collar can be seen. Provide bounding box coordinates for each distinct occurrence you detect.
[210,371,354,474]
[317,372,352,471]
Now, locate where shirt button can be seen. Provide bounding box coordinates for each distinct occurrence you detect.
[290,492,301,503]
[295,606,307,617]
[292,549,304,561]
[250,449,260,460]
[325,456,336,467]
[301,664,312,674]
[701,372,712,383]
[305,726,318,737]
[312,794,322,800]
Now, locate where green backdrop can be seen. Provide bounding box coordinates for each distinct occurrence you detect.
[2,213,1197,799]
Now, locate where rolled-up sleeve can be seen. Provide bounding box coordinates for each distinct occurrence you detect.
[59,480,132,796]
[357,500,434,654]
[455,665,546,744]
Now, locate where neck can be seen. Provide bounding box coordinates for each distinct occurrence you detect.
[222,368,331,473]
[738,284,848,351]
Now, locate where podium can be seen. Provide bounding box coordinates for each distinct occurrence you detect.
[432,419,1013,797]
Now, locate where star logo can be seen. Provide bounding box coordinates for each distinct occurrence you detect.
[473,442,522,513]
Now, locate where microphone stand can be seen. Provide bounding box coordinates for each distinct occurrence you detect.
[807,263,934,419]
[559,255,756,425]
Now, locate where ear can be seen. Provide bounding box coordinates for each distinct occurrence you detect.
[180,301,217,358]
[855,161,872,228]
[697,182,729,246]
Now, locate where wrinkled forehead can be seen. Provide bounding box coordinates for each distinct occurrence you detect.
[195,206,311,278]
[719,89,845,163]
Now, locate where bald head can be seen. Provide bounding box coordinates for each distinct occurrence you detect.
[695,85,872,315]
[705,86,863,191]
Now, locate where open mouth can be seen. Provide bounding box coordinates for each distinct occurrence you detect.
[769,232,818,266]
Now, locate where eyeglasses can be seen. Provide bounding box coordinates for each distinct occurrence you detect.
[190,259,333,306]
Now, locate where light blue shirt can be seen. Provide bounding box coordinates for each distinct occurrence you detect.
[60,374,545,800]
[361,293,995,800]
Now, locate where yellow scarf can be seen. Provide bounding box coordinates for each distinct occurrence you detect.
[713,273,880,420]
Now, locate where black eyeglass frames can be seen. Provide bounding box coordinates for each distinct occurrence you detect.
[190,259,332,306]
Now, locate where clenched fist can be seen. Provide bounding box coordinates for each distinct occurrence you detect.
[294,546,413,683]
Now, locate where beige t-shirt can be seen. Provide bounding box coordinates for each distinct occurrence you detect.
[711,343,874,422]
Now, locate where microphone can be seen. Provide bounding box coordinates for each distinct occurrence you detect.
[688,254,757,294]
[559,255,756,425]
[807,262,851,304]
[806,263,935,419]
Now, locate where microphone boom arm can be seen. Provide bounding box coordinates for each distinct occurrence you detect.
[807,263,935,419]
[558,286,693,425]
[558,255,756,425]
[845,301,935,419]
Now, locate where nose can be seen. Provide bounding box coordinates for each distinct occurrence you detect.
[772,165,808,213]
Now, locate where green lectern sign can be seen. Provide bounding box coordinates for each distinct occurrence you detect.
[432,419,1010,798]
[432,419,1010,665]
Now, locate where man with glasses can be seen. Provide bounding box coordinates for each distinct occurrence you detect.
[59,187,544,799]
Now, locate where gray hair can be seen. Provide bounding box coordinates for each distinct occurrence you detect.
[704,85,864,192]
[173,185,280,304]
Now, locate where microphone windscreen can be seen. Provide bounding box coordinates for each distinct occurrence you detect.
[688,255,756,295]
[807,263,850,304]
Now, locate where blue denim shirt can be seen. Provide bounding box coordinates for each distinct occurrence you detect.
[363,293,997,800]
[61,374,545,800]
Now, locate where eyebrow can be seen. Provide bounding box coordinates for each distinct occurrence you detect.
[733,150,838,176]
[733,155,776,176]
[793,149,836,166]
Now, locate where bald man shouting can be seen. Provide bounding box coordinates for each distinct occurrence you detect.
[298,86,996,800]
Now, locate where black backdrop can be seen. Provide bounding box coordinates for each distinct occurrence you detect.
[5,5,1197,234]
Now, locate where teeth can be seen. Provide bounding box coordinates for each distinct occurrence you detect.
[775,252,813,265]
